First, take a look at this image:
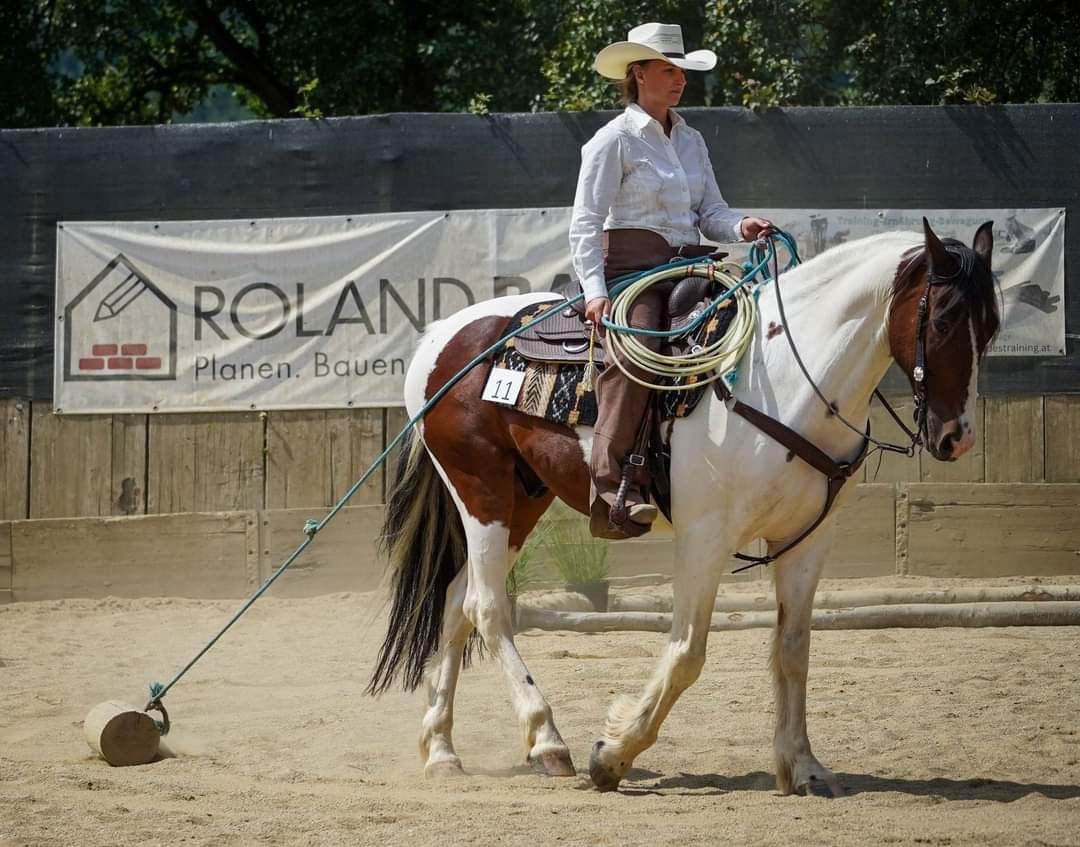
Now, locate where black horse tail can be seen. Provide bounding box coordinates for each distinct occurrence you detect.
[367,426,469,694]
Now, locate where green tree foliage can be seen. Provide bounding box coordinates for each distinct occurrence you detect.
[1,0,1077,128]
[697,0,1080,111]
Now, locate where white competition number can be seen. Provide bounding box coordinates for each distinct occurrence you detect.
[481,367,526,405]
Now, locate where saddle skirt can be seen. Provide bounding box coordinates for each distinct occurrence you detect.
[488,275,738,428]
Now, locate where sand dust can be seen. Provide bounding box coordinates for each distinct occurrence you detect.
[2,578,1080,846]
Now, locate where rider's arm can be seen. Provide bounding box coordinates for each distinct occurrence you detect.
[690,131,746,244]
[569,130,624,304]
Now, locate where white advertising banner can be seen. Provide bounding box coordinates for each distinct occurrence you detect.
[55,207,1065,414]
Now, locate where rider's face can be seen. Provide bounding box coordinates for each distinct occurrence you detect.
[635,60,686,108]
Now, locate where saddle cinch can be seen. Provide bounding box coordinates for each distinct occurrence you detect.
[508,248,733,523]
[513,248,731,366]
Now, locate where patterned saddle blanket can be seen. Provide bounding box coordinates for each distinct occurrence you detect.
[488,281,737,428]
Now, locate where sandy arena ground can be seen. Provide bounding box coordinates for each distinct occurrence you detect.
[2,578,1080,846]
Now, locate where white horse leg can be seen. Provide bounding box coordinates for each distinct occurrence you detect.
[461,518,575,776]
[420,567,472,777]
[771,526,844,797]
[589,521,727,790]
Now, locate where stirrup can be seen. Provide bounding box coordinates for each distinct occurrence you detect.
[609,454,646,527]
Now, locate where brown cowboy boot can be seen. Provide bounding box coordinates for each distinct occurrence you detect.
[589,438,658,540]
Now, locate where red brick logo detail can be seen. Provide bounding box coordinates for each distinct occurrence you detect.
[135,357,162,370]
[79,358,105,370]
[121,343,148,356]
[107,357,134,370]
[92,344,118,356]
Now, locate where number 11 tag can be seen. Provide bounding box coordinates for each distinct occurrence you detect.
[482,367,526,405]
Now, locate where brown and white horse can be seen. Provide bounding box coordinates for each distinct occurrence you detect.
[369,220,999,795]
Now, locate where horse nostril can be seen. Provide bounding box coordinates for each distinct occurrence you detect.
[936,425,962,458]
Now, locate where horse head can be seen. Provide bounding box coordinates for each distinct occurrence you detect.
[888,219,1000,461]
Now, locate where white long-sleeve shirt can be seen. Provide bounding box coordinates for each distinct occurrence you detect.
[569,103,745,302]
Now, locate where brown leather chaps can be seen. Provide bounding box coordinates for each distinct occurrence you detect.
[590,229,675,521]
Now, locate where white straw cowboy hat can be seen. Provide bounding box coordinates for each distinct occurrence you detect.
[594,22,717,80]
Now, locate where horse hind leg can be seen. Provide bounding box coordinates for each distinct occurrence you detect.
[420,486,551,777]
[420,566,473,777]
[505,486,576,776]
[449,463,575,776]
[771,527,844,798]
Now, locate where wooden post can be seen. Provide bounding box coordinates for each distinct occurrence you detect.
[517,601,1080,633]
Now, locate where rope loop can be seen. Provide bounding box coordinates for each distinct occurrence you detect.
[601,258,758,391]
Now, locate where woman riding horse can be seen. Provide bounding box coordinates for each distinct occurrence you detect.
[570,22,772,539]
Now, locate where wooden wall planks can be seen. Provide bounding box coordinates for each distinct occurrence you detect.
[905,483,1080,577]
[6,482,1080,600]
[0,399,29,520]
[824,484,896,577]
[29,407,136,518]
[984,396,1045,482]
[147,412,264,513]
[260,505,385,596]
[6,392,1078,577]
[264,410,383,509]
[0,521,11,603]
[10,512,258,600]
[1044,395,1080,482]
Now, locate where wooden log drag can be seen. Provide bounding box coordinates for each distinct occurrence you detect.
[82,701,162,766]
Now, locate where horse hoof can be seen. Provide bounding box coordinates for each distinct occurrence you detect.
[796,774,840,798]
[588,741,622,792]
[530,749,576,777]
[425,758,466,779]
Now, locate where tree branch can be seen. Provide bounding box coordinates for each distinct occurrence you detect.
[182,0,297,116]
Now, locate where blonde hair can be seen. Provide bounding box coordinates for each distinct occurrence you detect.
[617,61,644,105]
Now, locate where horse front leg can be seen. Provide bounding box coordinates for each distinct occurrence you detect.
[589,520,726,790]
[771,526,844,797]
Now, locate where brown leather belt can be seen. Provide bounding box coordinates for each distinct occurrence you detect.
[603,229,674,280]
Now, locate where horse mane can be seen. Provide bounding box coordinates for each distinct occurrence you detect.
[891,239,1001,349]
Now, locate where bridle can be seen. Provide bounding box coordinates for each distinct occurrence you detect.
[768,235,979,463]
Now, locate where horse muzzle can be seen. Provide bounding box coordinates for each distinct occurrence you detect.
[927,417,974,461]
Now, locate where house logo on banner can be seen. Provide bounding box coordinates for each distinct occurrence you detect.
[63,254,178,381]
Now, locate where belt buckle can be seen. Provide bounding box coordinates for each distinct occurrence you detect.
[627,453,646,467]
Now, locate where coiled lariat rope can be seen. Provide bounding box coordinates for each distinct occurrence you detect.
[141,234,797,718]
[604,260,757,390]
[601,230,800,390]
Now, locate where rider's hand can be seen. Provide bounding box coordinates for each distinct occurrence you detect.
[585,297,610,335]
[740,217,774,242]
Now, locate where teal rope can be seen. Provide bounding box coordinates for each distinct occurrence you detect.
[599,230,798,338]
[144,233,799,713]
[144,264,650,710]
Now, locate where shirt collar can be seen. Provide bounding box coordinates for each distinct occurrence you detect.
[625,103,684,135]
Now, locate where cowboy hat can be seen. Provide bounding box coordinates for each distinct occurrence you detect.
[594,22,717,80]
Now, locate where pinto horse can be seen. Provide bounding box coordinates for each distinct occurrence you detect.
[369,220,999,795]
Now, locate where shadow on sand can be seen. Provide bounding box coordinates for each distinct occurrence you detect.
[618,769,1080,802]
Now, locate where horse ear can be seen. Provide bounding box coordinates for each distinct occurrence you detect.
[923,217,959,277]
[972,220,994,271]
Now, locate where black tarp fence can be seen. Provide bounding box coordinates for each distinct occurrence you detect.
[1,104,1076,400]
